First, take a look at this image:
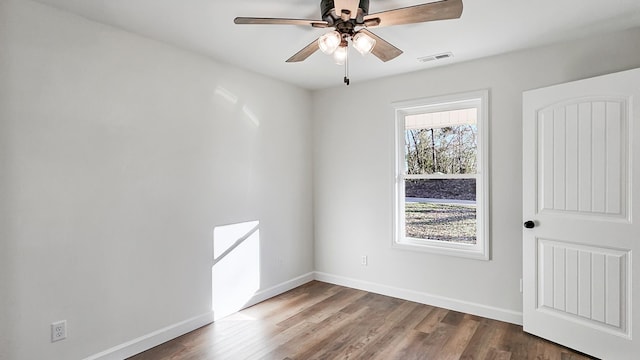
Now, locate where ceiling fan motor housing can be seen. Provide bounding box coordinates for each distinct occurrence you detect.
[321,0,370,27]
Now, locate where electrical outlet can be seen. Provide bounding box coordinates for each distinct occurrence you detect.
[51,320,67,342]
[361,255,368,266]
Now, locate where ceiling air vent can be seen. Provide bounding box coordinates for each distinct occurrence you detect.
[418,52,454,63]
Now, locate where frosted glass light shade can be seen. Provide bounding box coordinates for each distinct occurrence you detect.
[352,32,376,55]
[318,31,341,54]
[333,45,348,65]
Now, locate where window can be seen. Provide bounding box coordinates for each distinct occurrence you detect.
[393,90,489,259]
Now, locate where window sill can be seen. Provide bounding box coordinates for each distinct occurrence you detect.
[392,238,490,260]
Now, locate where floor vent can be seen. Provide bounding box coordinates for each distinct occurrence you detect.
[418,52,454,63]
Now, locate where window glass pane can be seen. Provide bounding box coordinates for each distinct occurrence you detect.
[405,179,477,244]
[406,178,476,201]
[404,109,478,175]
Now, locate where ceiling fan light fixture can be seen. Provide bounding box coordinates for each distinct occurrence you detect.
[352,32,376,55]
[318,31,342,54]
[333,45,348,65]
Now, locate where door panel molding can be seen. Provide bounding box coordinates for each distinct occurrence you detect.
[536,238,630,338]
[535,96,630,222]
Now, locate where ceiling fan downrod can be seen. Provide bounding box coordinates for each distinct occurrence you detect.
[321,0,370,25]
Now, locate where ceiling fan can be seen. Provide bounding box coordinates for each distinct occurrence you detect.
[234,0,463,85]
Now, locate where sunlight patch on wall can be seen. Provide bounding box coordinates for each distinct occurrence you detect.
[214,86,238,105]
[213,85,260,127]
[212,220,260,320]
[242,105,260,127]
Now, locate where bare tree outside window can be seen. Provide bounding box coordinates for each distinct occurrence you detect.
[405,124,477,175]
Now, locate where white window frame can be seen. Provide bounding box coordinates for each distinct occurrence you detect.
[392,90,490,260]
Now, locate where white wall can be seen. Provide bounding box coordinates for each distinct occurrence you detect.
[2,0,640,357]
[312,27,640,320]
[0,0,313,359]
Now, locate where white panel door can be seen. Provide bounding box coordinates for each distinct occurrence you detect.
[523,68,640,359]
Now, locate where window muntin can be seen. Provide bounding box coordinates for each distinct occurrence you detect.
[393,91,489,259]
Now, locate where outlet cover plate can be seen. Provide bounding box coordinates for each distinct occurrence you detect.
[51,320,67,342]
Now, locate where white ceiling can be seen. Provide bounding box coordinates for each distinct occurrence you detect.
[33,0,640,90]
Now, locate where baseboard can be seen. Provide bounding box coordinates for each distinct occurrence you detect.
[242,272,315,310]
[84,271,518,359]
[84,312,214,360]
[84,272,315,360]
[314,272,523,325]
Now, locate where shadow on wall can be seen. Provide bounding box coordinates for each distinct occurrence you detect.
[212,220,261,320]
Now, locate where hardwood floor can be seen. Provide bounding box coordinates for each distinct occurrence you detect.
[128,281,596,360]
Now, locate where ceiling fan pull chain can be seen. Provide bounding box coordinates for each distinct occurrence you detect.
[344,47,350,86]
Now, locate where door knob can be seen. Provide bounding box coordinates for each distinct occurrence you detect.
[524,220,535,229]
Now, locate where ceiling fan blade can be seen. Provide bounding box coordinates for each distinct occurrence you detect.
[286,39,321,63]
[364,0,463,27]
[234,17,329,28]
[358,29,403,62]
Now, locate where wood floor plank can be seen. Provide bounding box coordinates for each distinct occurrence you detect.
[330,301,423,360]
[262,302,373,359]
[242,281,342,323]
[436,317,481,360]
[442,310,466,326]
[274,307,371,360]
[276,286,368,328]
[304,295,406,360]
[485,348,513,360]
[497,323,532,360]
[459,318,509,360]
[414,306,448,333]
[287,291,413,359]
[397,321,457,359]
[128,281,597,360]
[340,291,405,314]
[359,303,434,360]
